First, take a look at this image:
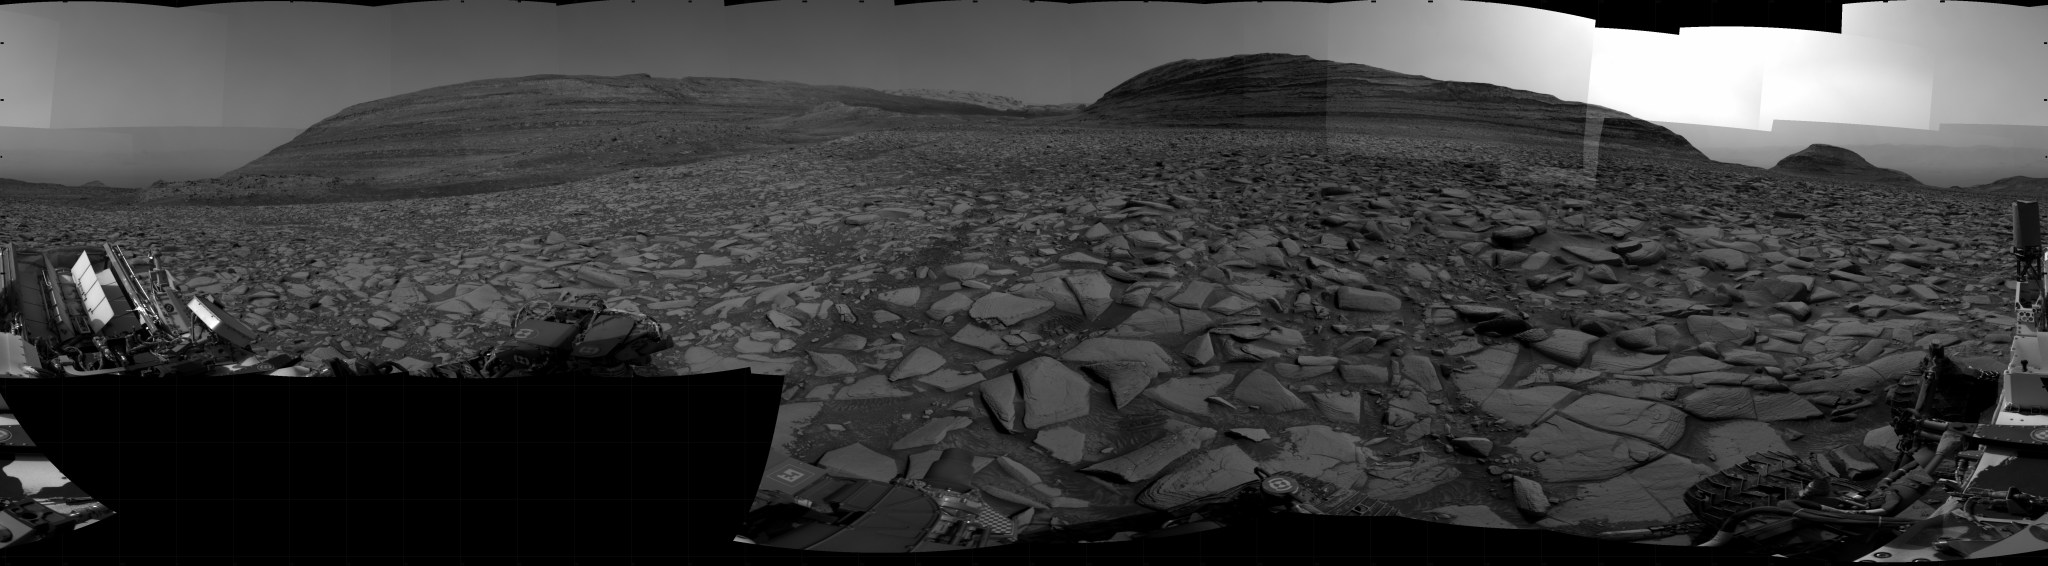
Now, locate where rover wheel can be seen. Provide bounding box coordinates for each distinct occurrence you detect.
[1681,451,1862,533]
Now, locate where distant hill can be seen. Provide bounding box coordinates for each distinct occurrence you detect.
[1961,175,2048,198]
[0,177,138,205]
[886,88,1084,116]
[1073,53,1707,158]
[1767,144,1925,186]
[156,73,1026,204]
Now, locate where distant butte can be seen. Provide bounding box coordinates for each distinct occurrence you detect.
[1072,53,1707,159]
[1767,144,1925,187]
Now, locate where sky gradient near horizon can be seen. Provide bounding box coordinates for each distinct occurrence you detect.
[0,0,2043,187]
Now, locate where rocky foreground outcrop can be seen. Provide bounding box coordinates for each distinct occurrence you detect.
[1769,144,1925,186]
[4,123,2016,546]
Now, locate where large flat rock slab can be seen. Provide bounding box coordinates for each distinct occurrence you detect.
[1451,344,1521,401]
[1544,453,1715,525]
[1509,416,1666,482]
[1479,385,1575,428]
[1790,350,1926,395]
[1060,337,1179,374]
[1695,419,1793,471]
[1557,393,1687,448]
[1232,369,1309,413]
[1017,357,1093,429]
[1143,373,1235,417]
[819,443,898,482]
[1136,445,1261,510]
[1083,422,1216,483]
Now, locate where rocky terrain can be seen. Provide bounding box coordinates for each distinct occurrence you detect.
[2,122,2018,546]
[4,54,2027,552]
[1769,144,1926,187]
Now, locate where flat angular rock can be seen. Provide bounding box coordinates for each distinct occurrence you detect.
[951,324,1011,354]
[821,334,869,350]
[1544,453,1715,524]
[1620,240,1668,265]
[1233,369,1308,413]
[1035,427,1088,464]
[1564,245,1623,265]
[1510,416,1666,482]
[1827,321,1883,337]
[1061,337,1178,374]
[1169,281,1217,309]
[996,456,1045,486]
[1752,392,1823,421]
[575,266,634,288]
[1612,326,1660,352]
[1136,445,1261,510]
[1341,363,1391,385]
[1182,334,1217,365]
[1694,248,1749,271]
[878,287,922,308]
[1721,349,1777,366]
[1789,349,1926,395]
[905,449,944,481]
[1430,505,1518,529]
[1064,271,1116,321]
[836,375,913,400]
[916,369,989,393]
[1024,279,1085,317]
[1336,287,1403,312]
[892,416,973,450]
[970,292,1056,325]
[1363,453,1462,501]
[1531,329,1598,366]
[927,293,975,320]
[1677,386,1757,420]
[1017,357,1093,429]
[1451,344,1522,401]
[889,346,948,381]
[942,262,990,280]
[1696,419,1792,470]
[1559,393,1687,448]
[1481,385,1575,427]
[1664,356,1733,375]
[809,351,860,377]
[1686,316,1756,345]
[1083,361,1157,409]
[1310,391,1364,424]
[1588,346,1666,372]
[1143,373,1236,417]
[1114,304,1184,337]
[981,375,1021,432]
[1400,354,1443,391]
[1084,423,1216,483]
[819,443,898,482]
